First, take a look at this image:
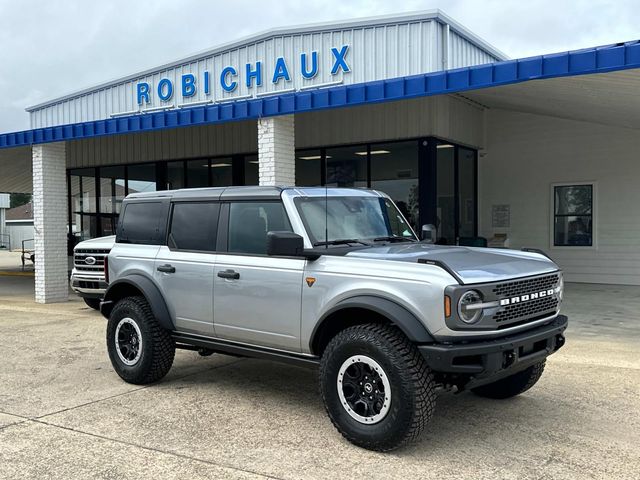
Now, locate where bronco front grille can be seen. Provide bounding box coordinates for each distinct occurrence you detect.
[492,274,560,298]
[74,248,110,272]
[494,296,559,324]
[491,273,561,327]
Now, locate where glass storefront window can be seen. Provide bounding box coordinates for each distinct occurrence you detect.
[296,150,323,186]
[458,148,476,239]
[66,138,478,245]
[436,143,456,244]
[167,161,185,190]
[210,157,233,187]
[186,159,210,188]
[370,141,419,230]
[69,168,97,242]
[127,163,157,194]
[244,155,259,185]
[69,168,97,214]
[69,175,81,240]
[99,166,125,215]
[325,145,367,188]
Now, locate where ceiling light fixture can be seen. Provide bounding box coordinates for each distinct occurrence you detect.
[355,150,390,156]
[202,163,232,168]
[298,155,331,160]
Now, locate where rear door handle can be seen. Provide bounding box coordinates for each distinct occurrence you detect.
[217,269,240,280]
[157,264,176,273]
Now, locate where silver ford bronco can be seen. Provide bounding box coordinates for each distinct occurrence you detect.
[101,186,567,451]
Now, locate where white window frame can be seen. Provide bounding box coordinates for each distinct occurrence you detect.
[550,181,597,250]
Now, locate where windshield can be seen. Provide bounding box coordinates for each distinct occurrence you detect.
[294,196,417,245]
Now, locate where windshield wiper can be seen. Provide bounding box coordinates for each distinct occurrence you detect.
[372,236,418,243]
[313,238,372,247]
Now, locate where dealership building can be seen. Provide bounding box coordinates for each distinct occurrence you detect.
[1,10,640,303]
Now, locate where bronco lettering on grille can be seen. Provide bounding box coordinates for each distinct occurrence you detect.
[499,289,556,306]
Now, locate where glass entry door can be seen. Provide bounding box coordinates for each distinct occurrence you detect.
[424,141,477,245]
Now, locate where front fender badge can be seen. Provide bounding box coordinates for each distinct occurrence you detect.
[306,277,316,287]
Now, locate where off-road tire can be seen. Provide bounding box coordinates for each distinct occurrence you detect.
[471,361,546,399]
[319,323,436,451]
[83,297,101,310]
[106,296,175,385]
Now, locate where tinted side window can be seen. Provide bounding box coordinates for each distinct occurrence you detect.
[228,202,292,255]
[119,202,163,245]
[169,202,220,251]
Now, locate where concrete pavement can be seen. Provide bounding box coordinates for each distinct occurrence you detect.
[0,276,638,479]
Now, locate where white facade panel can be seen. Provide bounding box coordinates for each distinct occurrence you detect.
[28,12,504,129]
[480,109,640,286]
[6,221,35,251]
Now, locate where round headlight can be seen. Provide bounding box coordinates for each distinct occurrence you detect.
[458,290,483,324]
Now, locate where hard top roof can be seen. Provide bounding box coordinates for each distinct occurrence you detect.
[125,186,385,201]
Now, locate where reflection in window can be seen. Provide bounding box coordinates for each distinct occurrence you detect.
[69,168,98,241]
[210,158,233,187]
[369,141,419,231]
[244,155,259,185]
[554,184,593,246]
[186,160,209,188]
[169,202,220,251]
[436,143,455,245]
[167,161,185,190]
[99,166,125,215]
[127,163,157,194]
[296,150,323,186]
[458,148,476,239]
[325,145,367,188]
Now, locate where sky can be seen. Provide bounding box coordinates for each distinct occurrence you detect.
[1,0,639,133]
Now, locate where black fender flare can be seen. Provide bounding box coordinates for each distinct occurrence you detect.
[311,295,434,352]
[102,274,174,331]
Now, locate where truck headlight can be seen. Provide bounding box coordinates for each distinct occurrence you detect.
[458,290,483,324]
[557,274,564,302]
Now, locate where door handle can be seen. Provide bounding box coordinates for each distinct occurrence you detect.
[157,264,176,273]
[217,269,240,280]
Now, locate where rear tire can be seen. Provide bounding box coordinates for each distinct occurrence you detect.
[106,296,175,385]
[83,297,101,310]
[471,361,546,399]
[320,324,436,451]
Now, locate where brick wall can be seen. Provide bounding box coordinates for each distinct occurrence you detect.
[32,142,68,303]
[258,115,295,186]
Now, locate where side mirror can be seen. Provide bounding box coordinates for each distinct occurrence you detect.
[421,224,437,243]
[267,231,305,257]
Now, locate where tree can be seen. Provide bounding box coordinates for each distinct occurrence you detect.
[10,193,31,209]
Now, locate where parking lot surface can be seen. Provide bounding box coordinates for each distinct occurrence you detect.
[0,277,639,479]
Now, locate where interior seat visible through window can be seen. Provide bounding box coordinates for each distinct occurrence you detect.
[228,202,292,255]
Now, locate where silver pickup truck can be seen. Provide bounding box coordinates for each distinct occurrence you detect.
[100,186,567,451]
[70,235,114,309]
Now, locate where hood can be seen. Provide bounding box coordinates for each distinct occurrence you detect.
[75,235,116,250]
[345,243,559,284]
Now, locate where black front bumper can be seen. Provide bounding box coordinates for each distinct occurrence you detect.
[419,315,568,387]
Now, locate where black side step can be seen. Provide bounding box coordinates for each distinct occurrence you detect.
[172,332,320,368]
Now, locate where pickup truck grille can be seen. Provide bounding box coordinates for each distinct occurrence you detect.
[74,248,110,272]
